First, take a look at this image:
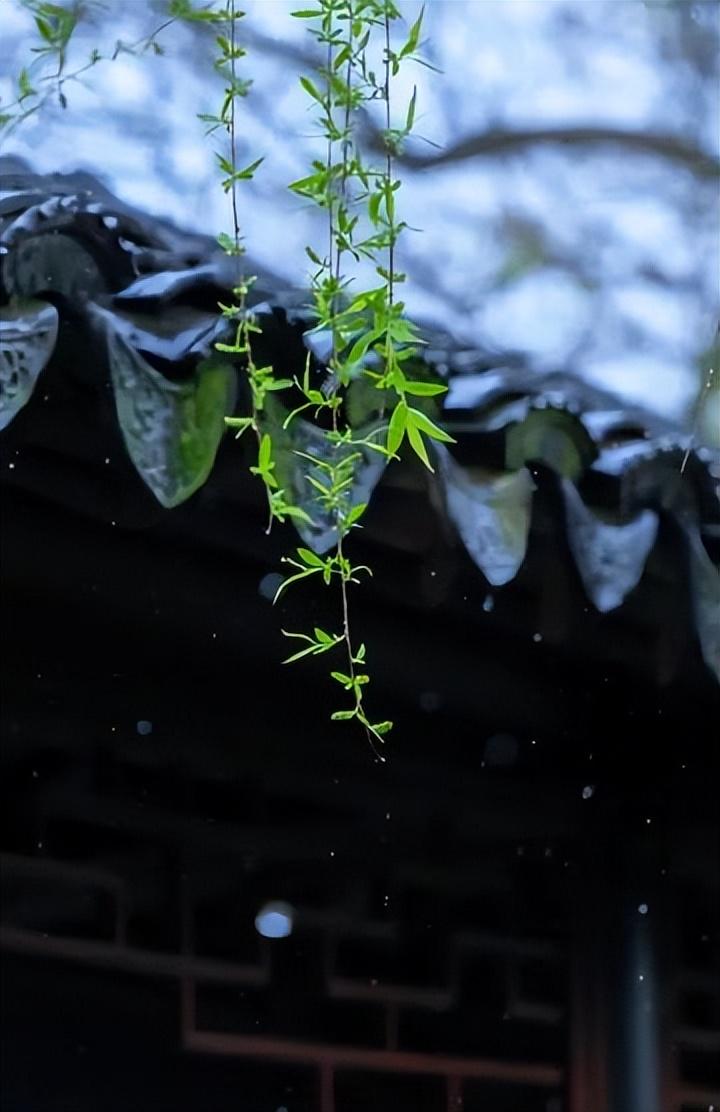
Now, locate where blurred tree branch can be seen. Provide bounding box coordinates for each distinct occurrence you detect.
[235,28,719,180]
[381,125,720,180]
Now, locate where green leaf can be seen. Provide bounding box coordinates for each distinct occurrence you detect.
[235,156,264,180]
[386,401,408,456]
[345,326,385,368]
[331,710,357,721]
[276,504,315,526]
[297,547,325,567]
[305,245,324,266]
[299,75,323,103]
[34,16,54,42]
[18,68,36,100]
[399,6,424,59]
[283,639,325,664]
[403,380,447,397]
[345,502,367,527]
[368,191,382,227]
[291,8,322,16]
[407,407,455,443]
[406,420,432,470]
[273,566,321,604]
[406,86,417,131]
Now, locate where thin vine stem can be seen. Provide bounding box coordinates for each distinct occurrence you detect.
[384,8,394,310]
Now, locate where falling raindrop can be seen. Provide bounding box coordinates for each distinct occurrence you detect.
[258,572,284,601]
[482,594,494,613]
[532,632,543,642]
[582,785,595,800]
[136,720,153,736]
[255,901,294,939]
[638,903,649,915]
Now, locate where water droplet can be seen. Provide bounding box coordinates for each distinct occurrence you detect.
[258,572,284,601]
[646,818,652,825]
[638,903,649,915]
[136,720,153,736]
[32,770,38,779]
[582,785,595,799]
[255,901,294,939]
[638,974,644,982]
[329,851,334,857]
[532,632,543,643]
[482,594,494,613]
[8,463,15,470]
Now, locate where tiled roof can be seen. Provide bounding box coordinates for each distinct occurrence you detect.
[1,164,718,682]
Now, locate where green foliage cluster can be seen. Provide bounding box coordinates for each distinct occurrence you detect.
[219,0,453,754]
[0,1,180,132]
[2,0,454,754]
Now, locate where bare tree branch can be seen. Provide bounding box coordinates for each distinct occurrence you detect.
[372,125,720,180]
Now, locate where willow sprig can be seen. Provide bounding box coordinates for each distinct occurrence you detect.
[280,0,453,754]
[0,1,187,136]
[197,1,311,534]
